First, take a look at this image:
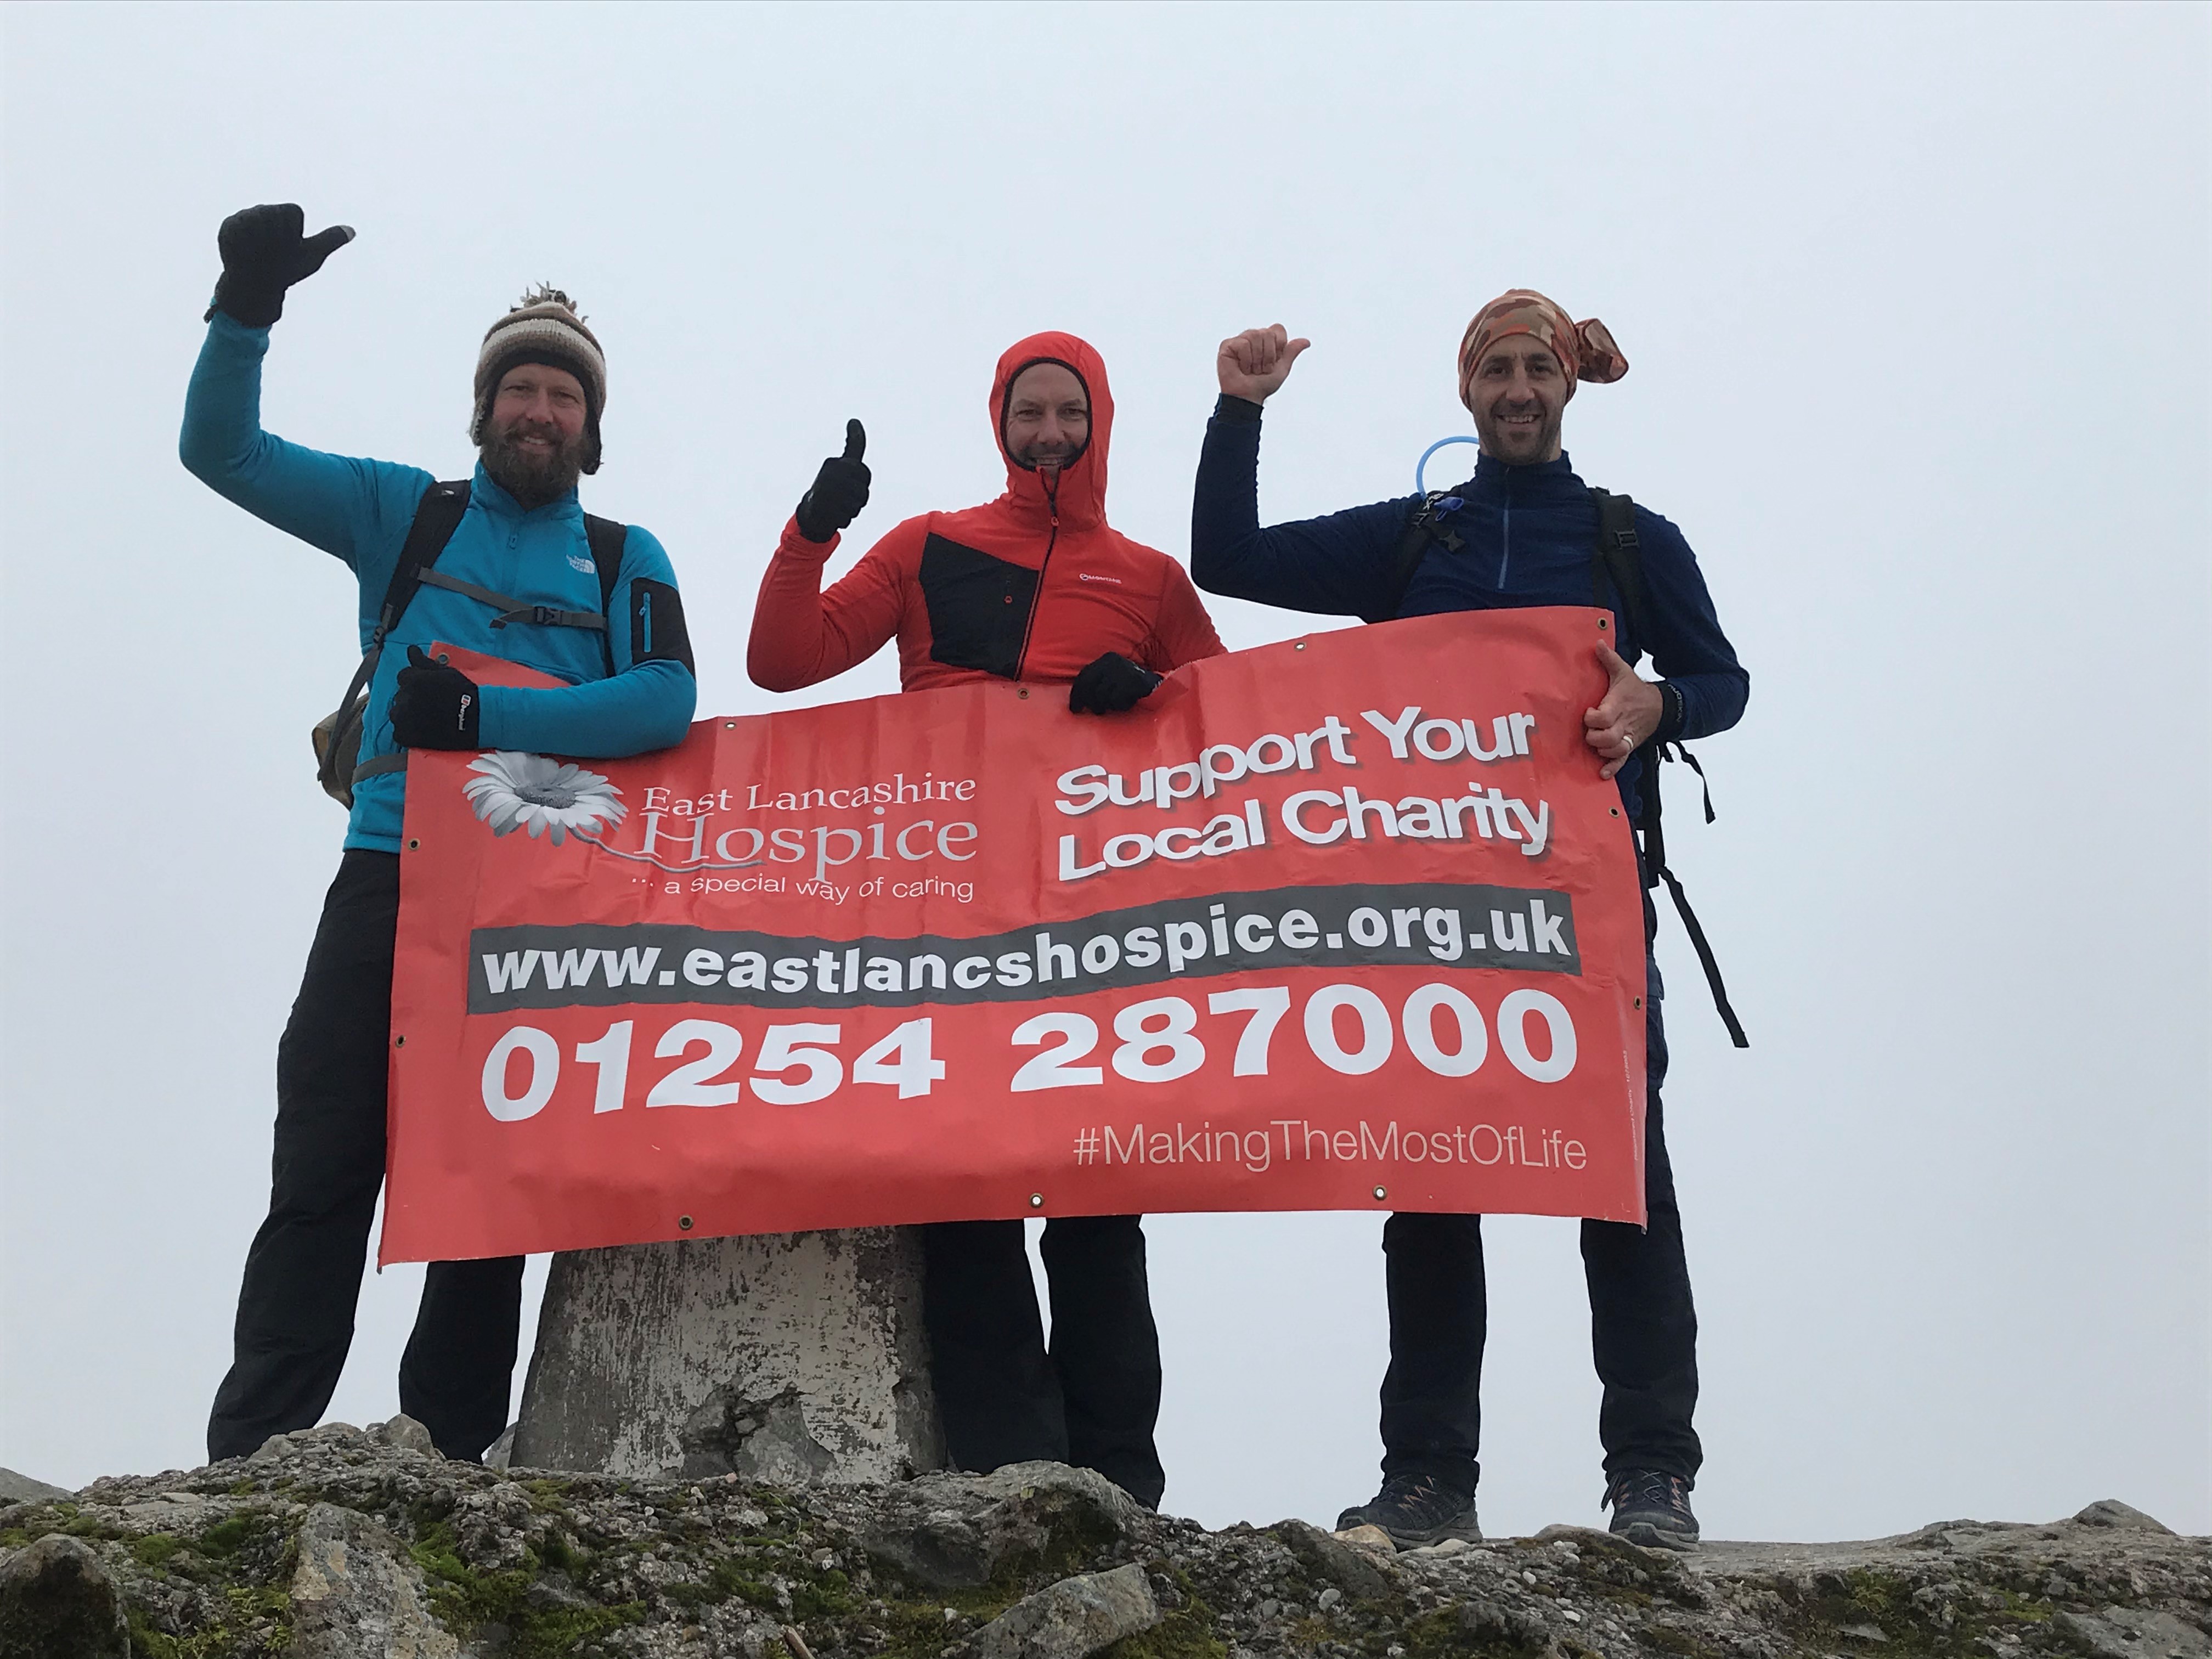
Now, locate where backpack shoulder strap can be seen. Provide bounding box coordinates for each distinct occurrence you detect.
[1365,492,1448,624]
[584,515,628,671]
[317,479,471,802]
[410,511,628,640]
[372,480,472,648]
[585,515,627,613]
[1589,484,1747,1048]
[1589,487,1647,641]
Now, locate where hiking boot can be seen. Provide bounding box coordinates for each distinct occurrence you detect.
[1604,1469,1700,1550]
[1335,1473,1481,1548]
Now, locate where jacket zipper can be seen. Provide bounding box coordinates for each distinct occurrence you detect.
[1014,470,1062,679]
[1498,473,1513,590]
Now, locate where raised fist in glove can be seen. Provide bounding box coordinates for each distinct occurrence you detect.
[795,420,872,543]
[205,203,356,328]
[1068,652,1163,715]
[390,646,481,750]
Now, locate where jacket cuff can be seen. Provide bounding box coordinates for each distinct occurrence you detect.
[476,684,515,752]
[1653,681,1688,743]
[1213,394,1265,425]
[204,309,273,349]
[779,515,839,556]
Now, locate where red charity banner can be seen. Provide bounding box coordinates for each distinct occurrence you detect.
[381,608,1647,1265]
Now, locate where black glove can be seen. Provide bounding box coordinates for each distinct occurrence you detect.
[205,203,355,328]
[1068,652,1164,715]
[794,420,871,543]
[390,646,481,750]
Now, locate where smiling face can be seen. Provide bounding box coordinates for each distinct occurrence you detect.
[480,363,589,505]
[1467,335,1570,465]
[1002,361,1091,473]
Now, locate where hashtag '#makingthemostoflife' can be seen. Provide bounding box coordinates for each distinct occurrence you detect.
[1073,1129,1101,1166]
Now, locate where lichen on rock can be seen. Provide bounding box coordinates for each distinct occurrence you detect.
[0,1436,2203,1659]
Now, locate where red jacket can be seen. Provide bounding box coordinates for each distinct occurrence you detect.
[748,331,1224,693]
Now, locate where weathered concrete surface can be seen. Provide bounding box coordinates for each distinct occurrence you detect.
[511,1227,944,1481]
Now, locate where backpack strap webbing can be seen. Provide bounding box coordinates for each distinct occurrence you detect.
[586,516,627,610]
[315,481,472,798]
[1643,741,1746,1048]
[1589,488,1647,639]
[416,569,606,633]
[1364,492,1449,624]
[330,493,634,793]
[378,480,474,644]
[1588,485,1748,1049]
[585,515,628,673]
[410,512,628,645]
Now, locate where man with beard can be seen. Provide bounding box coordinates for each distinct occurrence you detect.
[180,204,696,1463]
[746,332,1224,1509]
[1188,295,1749,1550]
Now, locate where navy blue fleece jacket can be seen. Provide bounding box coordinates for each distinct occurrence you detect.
[1190,397,1747,820]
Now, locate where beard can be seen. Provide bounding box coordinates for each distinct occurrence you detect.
[481,417,588,507]
[1013,438,1086,472]
[1480,397,1564,463]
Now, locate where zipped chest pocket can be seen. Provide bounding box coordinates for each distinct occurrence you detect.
[919,533,1037,679]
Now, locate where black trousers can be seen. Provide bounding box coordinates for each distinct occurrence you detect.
[1378,951,1700,1493]
[919,1215,1166,1508]
[206,850,524,1463]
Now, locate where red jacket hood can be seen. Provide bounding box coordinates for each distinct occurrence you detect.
[991,331,1112,533]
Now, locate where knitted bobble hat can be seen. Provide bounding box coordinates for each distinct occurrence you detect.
[472,285,607,472]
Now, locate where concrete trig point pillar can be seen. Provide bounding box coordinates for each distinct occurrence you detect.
[511,1228,945,1482]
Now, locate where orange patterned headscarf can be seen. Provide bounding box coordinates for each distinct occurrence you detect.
[1458,289,1628,413]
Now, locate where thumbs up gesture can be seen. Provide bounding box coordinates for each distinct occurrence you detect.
[1217,324,1310,404]
[1584,642,1664,779]
[206,204,356,328]
[794,419,873,544]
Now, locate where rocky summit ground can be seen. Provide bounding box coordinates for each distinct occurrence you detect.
[1,1424,2204,1659]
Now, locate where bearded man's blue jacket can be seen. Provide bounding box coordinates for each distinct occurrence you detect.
[182,313,696,853]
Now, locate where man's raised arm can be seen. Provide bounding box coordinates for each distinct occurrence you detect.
[747,420,908,691]
[179,205,428,569]
[1190,325,1411,617]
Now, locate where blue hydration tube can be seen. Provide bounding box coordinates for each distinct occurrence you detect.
[1416,435,1480,494]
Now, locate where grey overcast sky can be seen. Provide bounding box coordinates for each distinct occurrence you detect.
[3,2,2206,1540]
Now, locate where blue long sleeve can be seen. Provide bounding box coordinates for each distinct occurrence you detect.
[1189,398,1748,826]
[1192,403,1411,616]
[478,524,698,755]
[481,657,695,756]
[180,313,432,582]
[1628,510,1750,743]
[180,315,698,852]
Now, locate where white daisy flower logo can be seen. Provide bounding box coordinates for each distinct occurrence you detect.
[462,753,628,845]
